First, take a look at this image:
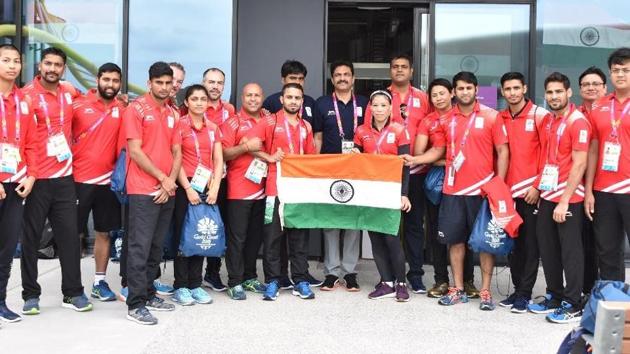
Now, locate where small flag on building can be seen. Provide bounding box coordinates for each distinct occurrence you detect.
[277,154,403,235]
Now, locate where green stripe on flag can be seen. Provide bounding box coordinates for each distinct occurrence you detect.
[282,203,401,236]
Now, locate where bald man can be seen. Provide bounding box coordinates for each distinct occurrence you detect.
[221,83,269,299]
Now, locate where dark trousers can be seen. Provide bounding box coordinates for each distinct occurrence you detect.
[126,195,175,310]
[0,183,24,302]
[508,198,539,298]
[119,204,129,287]
[226,199,264,288]
[172,186,203,290]
[536,199,584,306]
[263,197,309,283]
[404,174,425,281]
[21,176,83,300]
[593,191,630,282]
[369,231,406,283]
[205,178,227,278]
[582,218,598,294]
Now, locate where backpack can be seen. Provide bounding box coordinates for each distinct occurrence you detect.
[110,148,128,204]
[581,280,630,334]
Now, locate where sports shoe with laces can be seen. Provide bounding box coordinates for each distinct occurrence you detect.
[464,281,480,298]
[0,302,21,322]
[511,296,529,314]
[320,275,339,291]
[368,282,396,300]
[546,301,582,324]
[21,298,40,315]
[172,288,195,306]
[409,277,426,294]
[203,274,227,292]
[528,294,562,314]
[292,281,315,299]
[396,283,410,302]
[438,287,469,306]
[479,289,495,311]
[118,287,128,302]
[62,294,93,312]
[277,277,293,290]
[227,285,247,300]
[344,274,360,292]
[242,279,266,293]
[127,307,157,325]
[146,296,175,311]
[91,280,117,302]
[263,280,279,301]
[427,282,449,298]
[498,293,517,308]
[153,279,174,295]
[305,273,324,287]
[190,287,213,304]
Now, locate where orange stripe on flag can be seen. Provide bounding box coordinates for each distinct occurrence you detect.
[280,154,402,182]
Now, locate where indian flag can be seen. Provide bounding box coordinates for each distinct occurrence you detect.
[277,154,403,235]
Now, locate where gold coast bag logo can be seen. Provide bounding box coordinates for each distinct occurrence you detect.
[194,217,219,250]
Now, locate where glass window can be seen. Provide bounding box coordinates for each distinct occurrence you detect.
[535,0,630,105]
[0,0,16,45]
[128,0,233,99]
[22,0,124,92]
[434,4,530,110]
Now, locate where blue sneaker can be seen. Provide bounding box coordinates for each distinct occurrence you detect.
[292,281,315,300]
[118,287,128,302]
[91,280,116,302]
[409,277,427,294]
[203,274,227,292]
[546,301,582,324]
[0,302,21,322]
[154,280,174,295]
[62,294,93,312]
[190,287,213,304]
[528,294,561,314]
[438,288,469,306]
[263,280,280,301]
[511,296,529,314]
[227,285,247,300]
[498,293,517,308]
[172,288,195,306]
[21,298,40,315]
[242,279,266,293]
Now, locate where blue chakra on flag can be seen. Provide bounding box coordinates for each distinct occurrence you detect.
[330,180,354,204]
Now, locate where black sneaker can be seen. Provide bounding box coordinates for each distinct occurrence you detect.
[127,307,158,325]
[344,273,360,292]
[278,276,293,290]
[409,277,427,294]
[320,275,339,291]
[305,273,323,287]
[203,274,227,292]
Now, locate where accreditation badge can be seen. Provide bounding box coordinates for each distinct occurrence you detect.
[47,133,71,162]
[190,164,212,193]
[0,143,19,174]
[244,158,268,184]
[452,151,465,172]
[341,139,354,154]
[538,164,559,191]
[602,142,621,172]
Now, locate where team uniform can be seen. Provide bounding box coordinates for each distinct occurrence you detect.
[535,104,590,309]
[589,94,630,282]
[21,77,85,304]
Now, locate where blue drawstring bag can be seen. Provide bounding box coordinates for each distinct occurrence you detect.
[110,148,128,204]
[109,229,124,263]
[581,280,630,334]
[424,166,444,205]
[468,199,514,256]
[180,200,226,257]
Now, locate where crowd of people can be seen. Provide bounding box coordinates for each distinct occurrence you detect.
[0,42,628,326]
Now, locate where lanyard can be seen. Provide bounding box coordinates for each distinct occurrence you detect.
[610,99,630,140]
[189,117,215,165]
[449,111,477,158]
[0,92,20,143]
[73,107,112,144]
[375,126,391,154]
[332,93,357,139]
[38,92,64,136]
[283,118,304,154]
[546,109,572,164]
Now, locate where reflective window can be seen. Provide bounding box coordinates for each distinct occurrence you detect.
[535,0,630,105]
[22,0,123,91]
[128,0,233,99]
[1,0,16,45]
[434,3,530,110]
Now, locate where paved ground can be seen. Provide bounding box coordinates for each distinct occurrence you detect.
[1,257,580,354]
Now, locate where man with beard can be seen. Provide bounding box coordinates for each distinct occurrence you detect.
[535,72,590,324]
[168,62,185,109]
[71,63,125,302]
[21,47,91,314]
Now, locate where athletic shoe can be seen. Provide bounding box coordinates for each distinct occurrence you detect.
[396,283,410,302]
[62,294,93,312]
[427,282,449,298]
[409,277,427,294]
[127,307,157,326]
[438,287,469,306]
[546,302,582,324]
[203,274,227,292]
[305,273,324,287]
[190,287,213,304]
[146,296,175,311]
[21,298,40,315]
[368,282,396,300]
[528,294,562,314]
[242,279,266,293]
[118,287,128,302]
[278,277,293,290]
[263,280,279,301]
[498,293,517,308]
[292,281,315,299]
[153,280,175,295]
[91,280,117,302]
[227,285,247,300]
[479,289,496,311]
[320,275,339,291]
[463,281,480,299]
[344,274,360,292]
[0,302,21,323]
[511,296,529,314]
[172,288,195,306]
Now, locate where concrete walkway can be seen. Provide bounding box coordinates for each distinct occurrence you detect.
[1,257,578,353]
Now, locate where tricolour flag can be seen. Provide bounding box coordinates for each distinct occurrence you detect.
[277,153,403,235]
